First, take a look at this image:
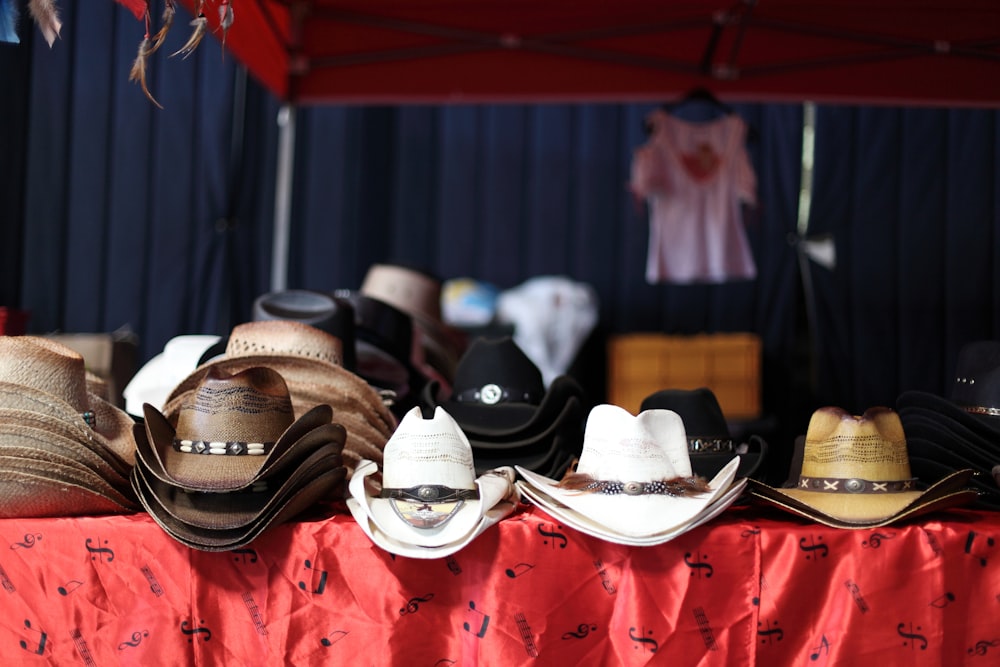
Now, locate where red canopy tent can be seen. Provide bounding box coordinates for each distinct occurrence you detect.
[152,0,1000,107]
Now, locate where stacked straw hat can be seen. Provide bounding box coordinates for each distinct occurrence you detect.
[422,336,587,479]
[347,405,518,558]
[747,406,977,528]
[0,336,140,517]
[639,387,769,481]
[515,403,746,546]
[359,263,468,389]
[133,365,348,550]
[896,340,1000,509]
[161,320,397,477]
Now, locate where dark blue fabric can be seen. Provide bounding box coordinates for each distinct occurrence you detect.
[2,4,1000,441]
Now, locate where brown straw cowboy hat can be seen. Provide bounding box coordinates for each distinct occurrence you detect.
[140,365,346,492]
[162,320,396,473]
[747,406,976,528]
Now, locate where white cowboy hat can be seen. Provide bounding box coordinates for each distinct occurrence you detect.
[516,403,740,538]
[516,476,746,547]
[347,405,517,551]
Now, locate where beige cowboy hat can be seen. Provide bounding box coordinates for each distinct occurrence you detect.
[139,365,346,492]
[0,336,137,470]
[746,406,977,528]
[346,405,518,556]
[516,404,740,539]
[161,320,396,472]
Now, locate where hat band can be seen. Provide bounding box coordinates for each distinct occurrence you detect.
[797,476,916,494]
[557,473,710,497]
[964,405,1000,417]
[380,485,479,503]
[452,383,542,406]
[688,438,734,454]
[173,439,274,456]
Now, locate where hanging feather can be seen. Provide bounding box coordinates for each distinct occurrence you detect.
[129,35,163,109]
[27,0,62,47]
[556,472,711,497]
[218,0,233,52]
[172,12,207,59]
[148,0,176,55]
[0,0,19,44]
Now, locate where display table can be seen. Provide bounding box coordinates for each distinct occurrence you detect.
[0,501,997,666]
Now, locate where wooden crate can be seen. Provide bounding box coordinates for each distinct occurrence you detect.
[607,332,761,419]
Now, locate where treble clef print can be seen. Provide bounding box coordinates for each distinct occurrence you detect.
[399,593,434,615]
[562,623,597,640]
[117,631,148,650]
[968,639,1000,656]
[10,534,41,550]
[862,532,895,549]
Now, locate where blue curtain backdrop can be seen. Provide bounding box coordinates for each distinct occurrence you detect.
[2,3,1000,459]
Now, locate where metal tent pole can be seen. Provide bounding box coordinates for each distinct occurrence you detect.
[271,103,297,292]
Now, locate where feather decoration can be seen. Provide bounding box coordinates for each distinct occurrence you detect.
[129,35,164,109]
[148,0,176,55]
[0,0,19,44]
[172,12,207,59]
[218,0,233,51]
[557,472,712,497]
[27,0,61,47]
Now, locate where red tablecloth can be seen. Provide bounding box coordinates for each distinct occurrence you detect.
[0,501,997,666]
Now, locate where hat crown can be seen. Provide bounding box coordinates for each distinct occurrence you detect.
[452,337,544,402]
[383,407,475,489]
[175,367,294,444]
[361,263,444,324]
[576,404,692,481]
[800,406,911,480]
[639,387,730,438]
[950,340,1000,410]
[224,320,344,368]
[0,336,91,411]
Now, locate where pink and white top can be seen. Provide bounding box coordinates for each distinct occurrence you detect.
[630,110,758,284]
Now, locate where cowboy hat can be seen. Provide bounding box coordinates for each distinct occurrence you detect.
[161,320,396,472]
[516,404,740,538]
[253,289,358,373]
[122,334,222,418]
[346,405,517,553]
[139,365,346,492]
[516,476,747,546]
[428,336,586,437]
[0,336,137,469]
[640,387,769,480]
[746,406,976,528]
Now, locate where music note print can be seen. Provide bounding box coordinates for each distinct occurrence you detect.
[298,559,328,595]
[965,530,995,567]
[399,594,434,615]
[10,534,41,550]
[809,635,830,661]
[18,619,47,655]
[628,626,658,654]
[58,579,84,596]
[504,562,534,579]
[930,592,955,608]
[684,551,714,578]
[462,601,490,638]
[180,620,211,643]
[117,630,149,650]
[897,622,928,650]
[537,522,568,549]
[320,630,349,647]
[85,537,115,563]
[799,535,828,560]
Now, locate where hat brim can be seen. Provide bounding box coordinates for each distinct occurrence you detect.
[516,477,747,546]
[131,460,343,551]
[0,382,136,471]
[516,456,740,538]
[348,461,516,548]
[133,444,344,530]
[898,390,1000,441]
[345,494,515,559]
[690,434,768,481]
[0,424,131,489]
[746,468,976,528]
[140,403,342,491]
[0,454,139,513]
[0,468,138,518]
[438,375,585,437]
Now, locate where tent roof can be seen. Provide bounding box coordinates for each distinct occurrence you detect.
[169,0,1000,107]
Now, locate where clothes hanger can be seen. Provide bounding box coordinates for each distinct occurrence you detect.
[645,86,758,143]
